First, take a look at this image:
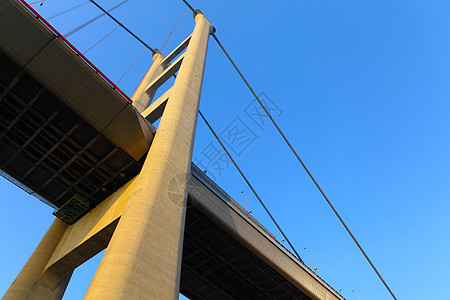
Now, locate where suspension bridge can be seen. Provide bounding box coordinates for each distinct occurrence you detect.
[0,0,397,299]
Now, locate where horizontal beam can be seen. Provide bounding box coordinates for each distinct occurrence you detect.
[40,177,139,289]
[161,34,191,67]
[141,87,172,123]
[144,54,184,97]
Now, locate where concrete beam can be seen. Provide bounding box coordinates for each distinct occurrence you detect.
[39,177,138,289]
[161,34,191,67]
[141,87,171,123]
[144,53,184,97]
[131,51,165,113]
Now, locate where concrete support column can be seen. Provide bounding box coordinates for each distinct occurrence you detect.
[3,218,72,300]
[131,50,165,113]
[84,12,213,300]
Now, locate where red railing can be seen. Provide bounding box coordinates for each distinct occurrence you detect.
[17,0,133,103]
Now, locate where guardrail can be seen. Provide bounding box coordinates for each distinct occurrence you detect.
[17,0,133,104]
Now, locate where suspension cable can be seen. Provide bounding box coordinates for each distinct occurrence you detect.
[64,0,129,38]
[161,6,188,52]
[180,0,397,299]
[89,0,156,54]
[198,111,302,261]
[48,1,89,20]
[116,46,145,84]
[83,25,120,54]
[28,0,44,5]
[181,0,195,14]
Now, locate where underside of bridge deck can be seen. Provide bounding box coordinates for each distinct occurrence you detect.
[0,50,144,222]
[181,203,311,300]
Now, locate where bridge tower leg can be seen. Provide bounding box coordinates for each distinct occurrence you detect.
[84,12,213,300]
[3,219,72,300]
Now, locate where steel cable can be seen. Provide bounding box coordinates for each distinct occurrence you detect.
[83,25,120,54]
[116,46,145,84]
[28,0,44,5]
[161,6,188,52]
[65,0,129,38]
[89,0,156,54]
[47,1,89,20]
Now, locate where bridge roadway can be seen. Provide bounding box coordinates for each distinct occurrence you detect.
[0,0,344,298]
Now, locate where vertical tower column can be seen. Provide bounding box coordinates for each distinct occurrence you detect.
[131,50,165,113]
[3,219,72,300]
[85,12,213,300]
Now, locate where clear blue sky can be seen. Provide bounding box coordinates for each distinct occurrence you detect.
[1,0,450,299]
